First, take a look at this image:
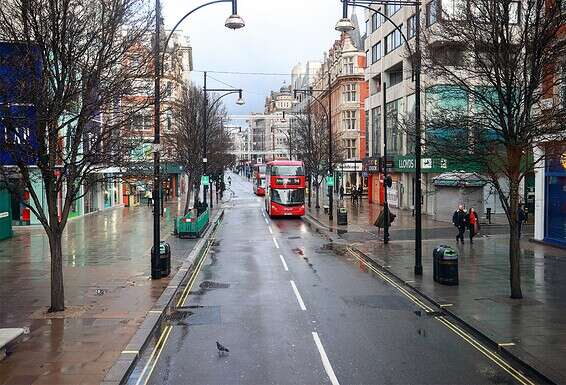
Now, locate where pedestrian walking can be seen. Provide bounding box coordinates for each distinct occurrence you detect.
[145,190,153,207]
[452,205,467,243]
[517,203,527,238]
[466,207,479,243]
[227,176,232,187]
[373,204,396,236]
[351,188,358,205]
[339,185,344,201]
[357,185,363,204]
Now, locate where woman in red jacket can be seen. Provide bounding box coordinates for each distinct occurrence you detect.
[467,207,479,243]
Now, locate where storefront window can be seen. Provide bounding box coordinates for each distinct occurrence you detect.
[545,149,566,246]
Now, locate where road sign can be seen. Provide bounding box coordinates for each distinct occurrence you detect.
[201,175,209,186]
[326,176,334,187]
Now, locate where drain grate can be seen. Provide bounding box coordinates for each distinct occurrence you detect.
[167,305,221,326]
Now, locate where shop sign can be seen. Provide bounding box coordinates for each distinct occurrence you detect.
[201,175,209,186]
[338,161,362,172]
[362,158,381,174]
[0,212,8,219]
[393,156,448,173]
[326,176,334,187]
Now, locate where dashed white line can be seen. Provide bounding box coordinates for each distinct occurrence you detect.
[268,227,273,234]
[289,280,306,311]
[273,238,279,249]
[312,332,340,385]
[264,217,269,224]
[279,254,289,271]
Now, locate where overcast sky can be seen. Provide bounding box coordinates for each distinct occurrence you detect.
[163,0,359,117]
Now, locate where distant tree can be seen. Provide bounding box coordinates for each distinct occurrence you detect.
[168,85,232,214]
[419,0,566,298]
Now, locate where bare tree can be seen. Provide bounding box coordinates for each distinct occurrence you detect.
[0,0,153,312]
[292,110,343,208]
[168,85,233,214]
[418,0,566,298]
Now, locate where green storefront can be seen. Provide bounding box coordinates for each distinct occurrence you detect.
[0,188,13,240]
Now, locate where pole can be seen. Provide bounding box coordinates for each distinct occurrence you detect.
[307,102,312,208]
[383,81,389,244]
[203,71,208,206]
[414,3,423,275]
[151,0,162,279]
[328,73,333,221]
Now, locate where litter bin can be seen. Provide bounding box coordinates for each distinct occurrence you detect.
[337,207,348,225]
[151,241,171,278]
[433,245,458,285]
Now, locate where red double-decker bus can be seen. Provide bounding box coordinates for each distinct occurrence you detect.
[265,160,306,217]
[252,163,267,196]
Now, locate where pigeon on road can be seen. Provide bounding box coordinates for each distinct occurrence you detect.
[216,341,230,356]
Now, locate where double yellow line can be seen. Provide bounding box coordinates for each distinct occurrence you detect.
[135,223,222,385]
[346,247,536,385]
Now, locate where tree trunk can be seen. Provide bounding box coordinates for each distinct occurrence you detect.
[315,180,320,208]
[48,231,65,312]
[508,180,523,299]
[184,176,193,215]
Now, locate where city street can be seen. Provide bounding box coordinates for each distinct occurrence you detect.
[127,175,536,385]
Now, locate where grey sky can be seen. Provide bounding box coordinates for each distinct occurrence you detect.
[163,0,358,116]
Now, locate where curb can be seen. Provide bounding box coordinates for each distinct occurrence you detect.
[306,214,560,385]
[101,209,225,385]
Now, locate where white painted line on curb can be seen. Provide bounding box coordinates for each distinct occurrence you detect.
[264,218,269,225]
[273,238,279,249]
[290,280,306,311]
[279,254,289,271]
[312,332,340,385]
[268,227,273,234]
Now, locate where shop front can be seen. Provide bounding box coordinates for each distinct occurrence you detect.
[336,160,365,195]
[544,147,566,247]
[363,157,381,203]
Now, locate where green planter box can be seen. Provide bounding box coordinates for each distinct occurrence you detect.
[176,208,209,239]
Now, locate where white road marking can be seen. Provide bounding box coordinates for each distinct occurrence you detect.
[268,227,273,234]
[290,280,306,311]
[312,332,340,385]
[279,254,289,271]
[264,217,269,224]
[273,238,279,249]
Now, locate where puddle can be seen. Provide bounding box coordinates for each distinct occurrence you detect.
[167,305,221,326]
[200,281,230,289]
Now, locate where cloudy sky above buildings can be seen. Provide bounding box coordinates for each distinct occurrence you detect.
[163,0,361,118]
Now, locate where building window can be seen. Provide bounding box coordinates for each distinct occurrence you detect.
[366,18,370,34]
[385,27,403,54]
[385,3,401,16]
[385,99,402,154]
[426,0,438,26]
[407,15,416,39]
[132,112,152,132]
[389,70,403,87]
[371,42,382,63]
[371,12,381,31]
[371,107,381,156]
[343,83,357,102]
[342,110,357,130]
[561,63,566,107]
[365,111,370,158]
[344,138,357,159]
[343,56,355,74]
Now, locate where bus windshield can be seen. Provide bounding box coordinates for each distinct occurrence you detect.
[271,189,305,205]
[271,165,304,176]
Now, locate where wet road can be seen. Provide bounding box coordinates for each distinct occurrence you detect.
[130,174,533,385]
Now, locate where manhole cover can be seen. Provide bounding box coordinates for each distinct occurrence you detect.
[200,281,230,289]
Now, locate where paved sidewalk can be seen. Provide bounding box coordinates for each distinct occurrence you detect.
[0,198,203,385]
[307,202,566,384]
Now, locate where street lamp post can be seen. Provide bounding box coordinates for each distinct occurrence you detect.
[294,86,333,221]
[337,0,422,273]
[151,0,244,280]
[203,70,244,209]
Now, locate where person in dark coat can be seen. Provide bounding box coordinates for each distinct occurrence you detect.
[339,185,344,201]
[373,204,396,236]
[357,185,363,204]
[517,203,527,238]
[452,205,467,243]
